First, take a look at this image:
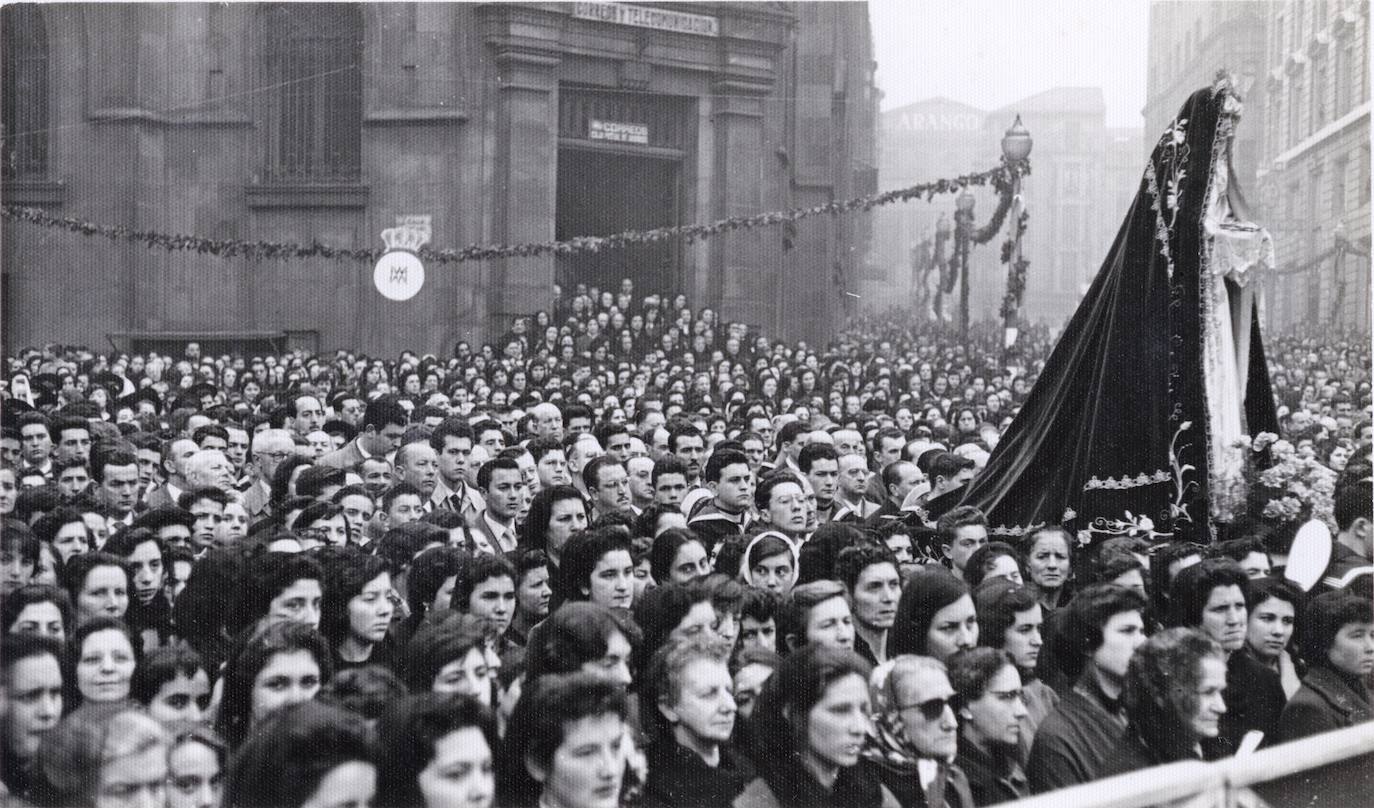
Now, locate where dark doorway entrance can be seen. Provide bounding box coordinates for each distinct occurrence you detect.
[555,148,680,297]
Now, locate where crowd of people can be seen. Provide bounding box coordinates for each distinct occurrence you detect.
[1,280,1371,808]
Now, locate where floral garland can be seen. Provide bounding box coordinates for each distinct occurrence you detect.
[999,209,1030,321]
[0,163,1024,265]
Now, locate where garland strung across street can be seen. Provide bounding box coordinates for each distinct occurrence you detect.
[0,159,1029,265]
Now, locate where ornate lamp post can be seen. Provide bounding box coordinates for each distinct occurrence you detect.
[944,115,1032,342]
[1000,115,1033,352]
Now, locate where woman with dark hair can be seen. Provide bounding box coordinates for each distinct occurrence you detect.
[1169,558,1284,750]
[736,644,888,808]
[555,528,635,610]
[1276,590,1374,742]
[214,621,333,749]
[1099,628,1229,776]
[164,722,228,808]
[947,648,1030,805]
[131,645,211,725]
[963,542,1024,588]
[226,550,325,637]
[2,582,72,643]
[1021,527,1073,612]
[1243,576,1304,698]
[739,532,799,598]
[374,692,498,808]
[889,568,978,663]
[67,616,140,712]
[796,523,866,586]
[402,611,497,708]
[172,547,246,674]
[973,577,1057,735]
[223,700,375,808]
[33,706,170,808]
[650,529,710,586]
[641,637,755,808]
[633,582,718,672]
[397,546,471,649]
[102,527,173,648]
[294,501,351,549]
[519,485,589,566]
[62,551,130,625]
[318,548,396,672]
[522,602,638,693]
[500,671,630,808]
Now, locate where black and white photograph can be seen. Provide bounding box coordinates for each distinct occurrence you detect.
[0,1,1371,807]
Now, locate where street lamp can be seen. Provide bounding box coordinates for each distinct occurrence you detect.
[1000,115,1033,354]
[945,116,1033,342]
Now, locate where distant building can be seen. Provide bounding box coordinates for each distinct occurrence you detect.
[0,2,877,355]
[1254,0,1370,334]
[870,97,990,316]
[1143,1,1273,183]
[872,89,1142,326]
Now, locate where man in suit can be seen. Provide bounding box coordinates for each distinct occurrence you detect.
[429,417,485,526]
[143,436,199,510]
[240,429,295,519]
[317,396,409,471]
[471,457,524,556]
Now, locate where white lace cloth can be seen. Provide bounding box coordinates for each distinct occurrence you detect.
[1202,158,1274,520]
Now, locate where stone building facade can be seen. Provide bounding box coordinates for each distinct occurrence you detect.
[1,2,877,355]
[1254,0,1370,334]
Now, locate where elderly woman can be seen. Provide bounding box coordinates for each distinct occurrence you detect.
[1099,628,1230,776]
[1169,558,1286,750]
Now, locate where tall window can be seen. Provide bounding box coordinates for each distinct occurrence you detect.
[1312,59,1328,131]
[1,5,48,180]
[262,4,363,183]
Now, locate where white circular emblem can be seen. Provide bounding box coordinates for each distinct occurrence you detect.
[373,251,425,301]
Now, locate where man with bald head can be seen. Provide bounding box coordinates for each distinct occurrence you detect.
[184,449,237,495]
[393,441,440,504]
[529,402,564,441]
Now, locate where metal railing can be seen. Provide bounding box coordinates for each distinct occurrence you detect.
[990,722,1374,808]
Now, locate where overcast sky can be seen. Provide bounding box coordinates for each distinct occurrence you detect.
[869,0,1151,128]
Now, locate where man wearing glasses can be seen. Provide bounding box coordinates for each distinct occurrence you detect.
[242,429,295,519]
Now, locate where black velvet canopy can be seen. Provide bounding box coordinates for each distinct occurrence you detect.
[961,74,1278,547]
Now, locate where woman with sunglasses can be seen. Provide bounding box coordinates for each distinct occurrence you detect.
[863,655,974,808]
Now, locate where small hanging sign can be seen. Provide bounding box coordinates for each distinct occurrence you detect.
[374,216,431,301]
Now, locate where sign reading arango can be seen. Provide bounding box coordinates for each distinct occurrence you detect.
[572,3,719,37]
[589,120,650,145]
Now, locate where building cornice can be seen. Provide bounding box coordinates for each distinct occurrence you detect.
[1268,102,1370,170]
